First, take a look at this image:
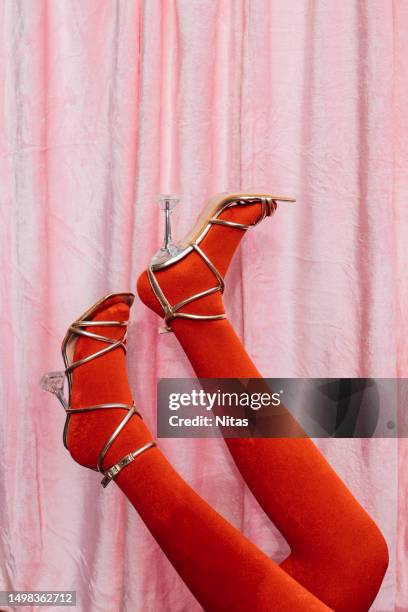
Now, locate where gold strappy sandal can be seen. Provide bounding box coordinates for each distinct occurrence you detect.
[148,192,295,332]
[40,292,156,487]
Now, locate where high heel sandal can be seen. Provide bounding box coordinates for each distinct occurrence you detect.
[148,192,295,332]
[40,293,156,487]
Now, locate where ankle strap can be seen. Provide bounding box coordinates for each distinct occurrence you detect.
[100,441,157,487]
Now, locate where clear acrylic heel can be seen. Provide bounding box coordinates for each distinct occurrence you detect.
[151,194,183,267]
[40,370,68,410]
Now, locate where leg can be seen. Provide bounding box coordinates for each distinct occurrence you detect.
[66,301,331,612]
[137,200,389,611]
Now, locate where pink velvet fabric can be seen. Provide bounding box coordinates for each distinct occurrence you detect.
[0,1,407,610]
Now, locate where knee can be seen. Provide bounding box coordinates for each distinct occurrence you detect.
[296,514,388,612]
[357,519,389,591]
[335,516,389,611]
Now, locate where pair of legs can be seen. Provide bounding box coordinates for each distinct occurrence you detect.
[65,200,388,610]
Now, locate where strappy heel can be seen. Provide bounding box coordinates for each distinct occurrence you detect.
[148,192,295,332]
[40,292,156,487]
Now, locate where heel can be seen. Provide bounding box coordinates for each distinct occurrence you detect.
[149,194,182,332]
[151,194,182,267]
[40,370,68,410]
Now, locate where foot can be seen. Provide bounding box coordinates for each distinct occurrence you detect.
[137,201,270,324]
[66,302,154,471]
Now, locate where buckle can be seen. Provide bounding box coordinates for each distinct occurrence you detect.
[100,452,134,488]
[100,442,156,488]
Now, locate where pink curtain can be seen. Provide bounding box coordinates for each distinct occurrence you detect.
[1,1,407,610]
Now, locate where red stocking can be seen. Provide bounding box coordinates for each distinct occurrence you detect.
[137,201,388,611]
[66,301,331,611]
